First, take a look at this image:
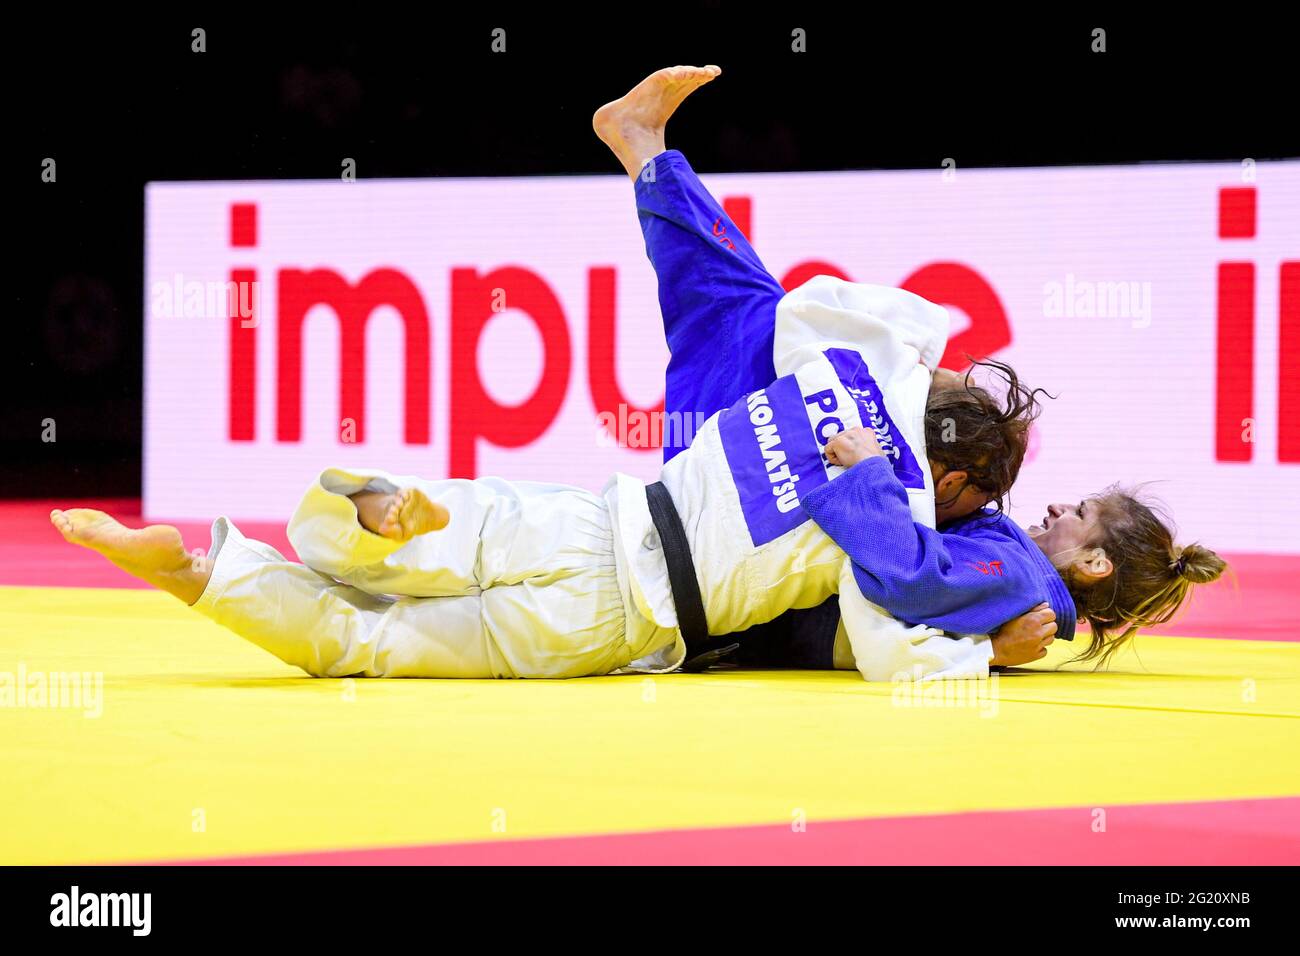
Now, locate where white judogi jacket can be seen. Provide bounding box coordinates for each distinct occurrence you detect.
[612,276,996,681]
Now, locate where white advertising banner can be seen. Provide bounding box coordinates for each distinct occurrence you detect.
[145,161,1300,552]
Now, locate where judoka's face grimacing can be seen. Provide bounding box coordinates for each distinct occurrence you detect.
[1027,500,1114,585]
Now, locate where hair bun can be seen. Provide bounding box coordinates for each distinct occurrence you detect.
[1173,543,1226,584]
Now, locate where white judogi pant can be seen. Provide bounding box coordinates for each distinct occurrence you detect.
[191,467,674,678]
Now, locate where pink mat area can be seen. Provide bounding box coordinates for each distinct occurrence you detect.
[0,498,299,589]
[2,498,1294,642]
[173,796,1300,865]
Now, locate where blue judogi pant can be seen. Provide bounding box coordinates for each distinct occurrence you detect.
[633,150,838,667]
[634,150,786,461]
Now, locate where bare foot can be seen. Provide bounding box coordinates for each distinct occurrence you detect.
[355,488,449,541]
[593,64,721,179]
[50,508,210,605]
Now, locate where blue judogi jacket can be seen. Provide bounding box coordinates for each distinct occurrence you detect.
[633,148,1074,667]
[801,456,1078,642]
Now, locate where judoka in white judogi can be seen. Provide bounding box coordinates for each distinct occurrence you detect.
[193,277,996,681]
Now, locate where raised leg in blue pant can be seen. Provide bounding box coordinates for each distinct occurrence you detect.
[595,67,837,667]
[631,149,838,668]
[634,149,787,461]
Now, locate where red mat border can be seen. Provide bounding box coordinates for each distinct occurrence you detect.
[156,796,1300,866]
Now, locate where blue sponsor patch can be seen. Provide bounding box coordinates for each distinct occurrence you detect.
[823,347,925,490]
[718,375,832,546]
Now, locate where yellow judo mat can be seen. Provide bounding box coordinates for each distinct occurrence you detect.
[2,584,1298,865]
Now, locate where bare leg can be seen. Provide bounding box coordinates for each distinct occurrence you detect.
[348,487,449,540]
[50,508,211,605]
[593,64,721,180]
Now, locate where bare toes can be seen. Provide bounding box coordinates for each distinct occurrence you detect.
[378,500,403,537]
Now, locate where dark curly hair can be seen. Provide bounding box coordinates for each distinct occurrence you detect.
[924,358,1050,514]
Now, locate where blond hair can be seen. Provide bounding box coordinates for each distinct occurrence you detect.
[1068,487,1226,666]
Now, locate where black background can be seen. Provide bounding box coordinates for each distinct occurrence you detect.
[0,865,1281,939]
[9,8,1297,496]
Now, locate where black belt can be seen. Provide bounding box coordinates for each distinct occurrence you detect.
[644,482,737,671]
